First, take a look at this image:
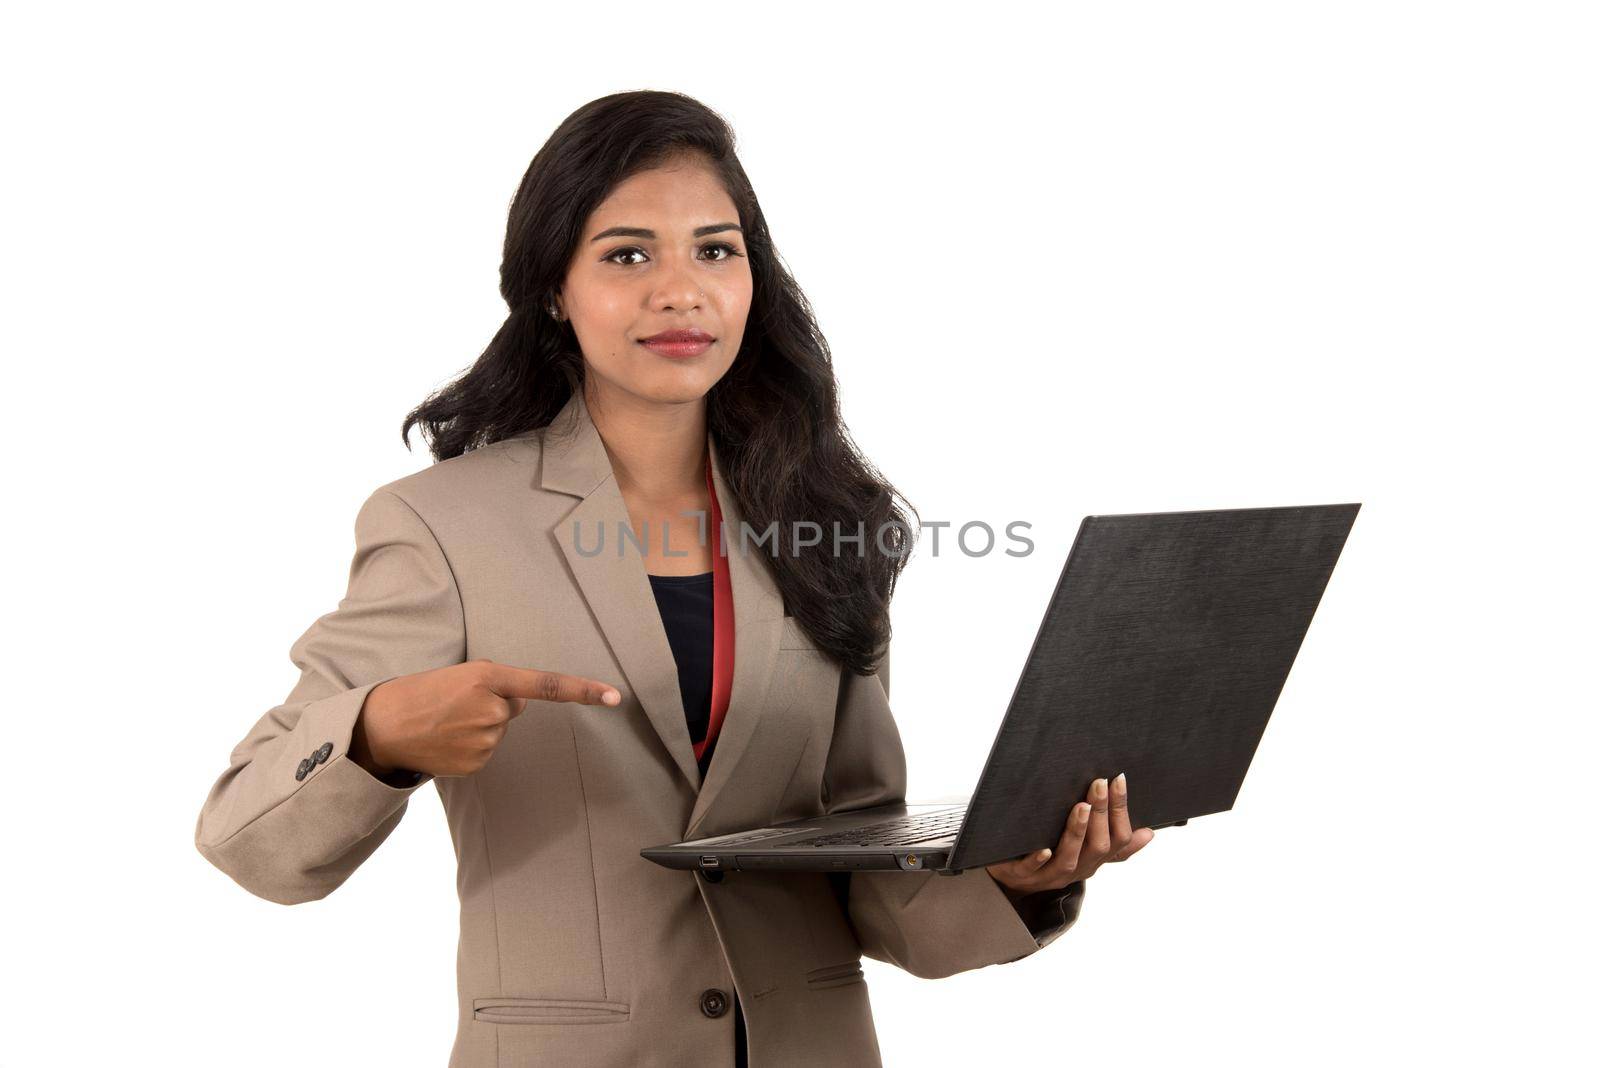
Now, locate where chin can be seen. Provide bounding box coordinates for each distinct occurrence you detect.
[630,364,731,405]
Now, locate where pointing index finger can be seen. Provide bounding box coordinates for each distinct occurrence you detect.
[482,664,622,707]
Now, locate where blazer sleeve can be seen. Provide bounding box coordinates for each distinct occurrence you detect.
[821,642,1087,979]
[193,487,466,905]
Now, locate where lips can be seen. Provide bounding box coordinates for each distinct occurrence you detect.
[640,329,714,344]
[638,328,714,359]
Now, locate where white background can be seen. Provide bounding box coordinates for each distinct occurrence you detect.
[4,2,1595,1064]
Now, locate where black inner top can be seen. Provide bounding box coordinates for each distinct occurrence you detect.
[645,570,717,778]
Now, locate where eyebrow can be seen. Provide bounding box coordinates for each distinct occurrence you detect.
[589,222,743,243]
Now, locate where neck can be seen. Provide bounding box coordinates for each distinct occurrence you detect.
[584,379,707,503]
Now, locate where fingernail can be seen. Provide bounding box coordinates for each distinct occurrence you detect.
[603,690,620,705]
[1115,771,1127,792]
[1094,778,1108,799]
[1038,849,1052,862]
[1079,803,1092,822]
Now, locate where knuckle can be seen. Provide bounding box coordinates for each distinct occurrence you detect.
[539,672,560,703]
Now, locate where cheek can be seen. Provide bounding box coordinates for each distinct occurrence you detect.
[571,286,631,331]
[716,277,754,333]
[566,289,636,360]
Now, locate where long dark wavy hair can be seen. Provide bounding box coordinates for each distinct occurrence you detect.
[400,90,917,676]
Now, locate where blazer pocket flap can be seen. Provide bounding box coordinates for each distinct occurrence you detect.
[472,996,631,1024]
[805,960,865,989]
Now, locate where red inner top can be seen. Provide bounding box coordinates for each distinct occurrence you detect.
[694,453,735,765]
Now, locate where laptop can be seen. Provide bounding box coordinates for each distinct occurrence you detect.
[641,502,1360,877]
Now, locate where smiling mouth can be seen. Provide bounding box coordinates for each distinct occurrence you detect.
[638,334,714,358]
[640,330,715,345]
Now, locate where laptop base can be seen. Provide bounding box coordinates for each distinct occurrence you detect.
[641,803,964,875]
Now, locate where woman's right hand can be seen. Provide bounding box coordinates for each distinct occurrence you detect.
[351,659,622,779]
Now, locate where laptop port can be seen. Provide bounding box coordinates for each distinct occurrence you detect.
[896,851,945,872]
[699,855,720,868]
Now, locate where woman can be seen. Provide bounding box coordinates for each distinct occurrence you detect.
[194,90,1154,1067]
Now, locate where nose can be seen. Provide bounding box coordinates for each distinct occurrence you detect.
[649,259,704,314]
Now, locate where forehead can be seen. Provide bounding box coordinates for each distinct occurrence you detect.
[584,159,738,234]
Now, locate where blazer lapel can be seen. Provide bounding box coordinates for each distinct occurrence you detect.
[686,432,786,839]
[541,389,787,832]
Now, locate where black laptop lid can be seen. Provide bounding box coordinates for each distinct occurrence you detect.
[946,503,1359,872]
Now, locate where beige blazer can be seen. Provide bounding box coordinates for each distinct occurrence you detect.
[194,388,1086,1067]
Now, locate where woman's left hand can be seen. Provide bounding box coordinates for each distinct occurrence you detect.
[985,772,1154,897]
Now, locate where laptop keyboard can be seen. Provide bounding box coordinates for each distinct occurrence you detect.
[800,807,967,848]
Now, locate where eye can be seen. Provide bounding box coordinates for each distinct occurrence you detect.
[602,246,648,266]
[701,241,745,262]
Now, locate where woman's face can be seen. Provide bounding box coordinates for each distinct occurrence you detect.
[558,155,752,409]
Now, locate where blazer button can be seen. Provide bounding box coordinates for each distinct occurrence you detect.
[699,988,729,1018]
[315,742,333,763]
[295,758,312,781]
